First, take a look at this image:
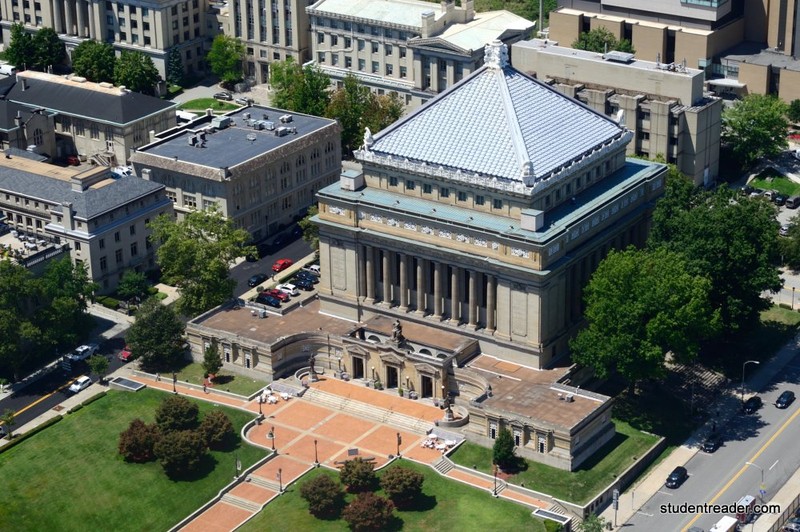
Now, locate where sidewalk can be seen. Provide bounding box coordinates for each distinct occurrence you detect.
[600,332,800,529]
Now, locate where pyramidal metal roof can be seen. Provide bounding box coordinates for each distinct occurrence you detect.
[358,41,630,191]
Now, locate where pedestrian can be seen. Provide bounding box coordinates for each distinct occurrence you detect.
[155,372,160,382]
[203,383,208,394]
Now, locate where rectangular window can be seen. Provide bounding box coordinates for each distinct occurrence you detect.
[358,59,365,71]
[115,249,123,263]
[114,231,120,242]
[331,34,338,46]
[440,187,449,198]
[475,195,485,205]
[422,183,432,194]
[332,55,338,66]
[344,37,351,48]
[371,42,378,53]
[75,242,81,251]
[493,199,502,209]
[318,52,325,63]
[399,66,407,78]
[129,224,136,236]
[130,242,138,256]
[358,39,365,51]
[100,256,107,271]
[389,176,398,187]
[371,61,379,74]
[345,56,352,68]
[384,44,392,55]
[399,47,406,58]
[457,191,467,202]
[405,180,415,190]
[317,32,324,44]
[385,64,393,76]
[99,238,105,249]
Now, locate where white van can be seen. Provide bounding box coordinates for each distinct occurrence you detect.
[0,64,17,77]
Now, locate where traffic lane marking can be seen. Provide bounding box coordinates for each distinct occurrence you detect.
[7,379,76,417]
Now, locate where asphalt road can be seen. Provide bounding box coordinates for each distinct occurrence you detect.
[230,233,313,297]
[625,354,800,531]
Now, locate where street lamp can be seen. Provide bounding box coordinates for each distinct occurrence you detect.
[267,426,275,451]
[314,439,319,467]
[277,468,283,492]
[172,372,177,394]
[746,461,764,484]
[396,432,402,458]
[741,360,760,405]
[492,464,498,497]
[793,287,796,310]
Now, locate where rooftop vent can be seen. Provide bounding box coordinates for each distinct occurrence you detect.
[243,112,251,120]
[99,82,113,88]
[279,114,293,123]
[275,126,292,137]
[71,76,87,83]
[211,116,231,130]
[246,133,257,142]
[602,50,635,64]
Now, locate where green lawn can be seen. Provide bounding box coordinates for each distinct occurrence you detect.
[239,460,546,532]
[0,389,266,532]
[451,420,658,504]
[176,361,267,396]
[749,169,800,196]
[178,98,239,112]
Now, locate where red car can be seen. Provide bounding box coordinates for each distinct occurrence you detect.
[118,345,133,362]
[66,155,80,166]
[272,258,293,273]
[262,288,290,302]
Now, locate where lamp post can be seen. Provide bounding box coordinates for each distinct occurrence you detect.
[396,432,402,458]
[277,468,283,492]
[793,287,796,310]
[746,461,766,501]
[172,372,177,394]
[741,360,760,405]
[314,439,319,467]
[492,464,498,497]
[268,426,275,451]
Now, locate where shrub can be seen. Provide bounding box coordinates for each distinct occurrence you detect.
[380,466,424,509]
[153,429,207,477]
[155,395,199,433]
[339,457,377,493]
[118,418,161,462]
[493,428,516,471]
[342,492,394,531]
[300,474,345,518]
[96,295,120,309]
[199,410,235,450]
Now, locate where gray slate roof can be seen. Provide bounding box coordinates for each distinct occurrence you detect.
[0,169,164,220]
[366,44,625,184]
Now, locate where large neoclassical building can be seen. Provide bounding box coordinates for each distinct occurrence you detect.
[315,40,667,370]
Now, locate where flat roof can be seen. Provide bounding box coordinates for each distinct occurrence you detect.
[362,314,471,352]
[433,10,535,52]
[136,106,336,170]
[307,0,446,28]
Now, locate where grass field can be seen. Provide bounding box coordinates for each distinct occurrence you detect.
[178,98,239,112]
[750,169,800,196]
[0,389,266,532]
[450,419,658,504]
[176,361,267,396]
[239,460,546,532]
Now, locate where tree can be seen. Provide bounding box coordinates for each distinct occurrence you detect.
[87,354,110,383]
[207,35,245,86]
[342,492,395,532]
[116,269,149,302]
[202,340,223,377]
[779,217,800,270]
[71,40,115,83]
[493,428,517,471]
[199,410,235,450]
[270,58,331,117]
[166,47,184,87]
[32,27,65,71]
[155,395,199,433]
[0,409,16,439]
[300,474,344,518]
[299,63,332,117]
[126,298,186,371]
[298,205,320,251]
[118,418,161,462]
[148,208,255,317]
[364,92,404,133]
[582,514,609,532]
[114,51,159,95]
[649,182,781,335]
[5,24,34,70]
[326,74,373,157]
[153,429,207,477]
[570,247,720,389]
[722,94,789,167]
[339,457,377,493]
[380,466,424,509]
[788,100,800,124]
[572,27,634,54]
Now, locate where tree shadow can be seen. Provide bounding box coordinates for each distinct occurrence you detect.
[166,453,218,482]
[399,493,437,512]
[573,432,629,472]
[213,375,234,385]
[382,515,405,531]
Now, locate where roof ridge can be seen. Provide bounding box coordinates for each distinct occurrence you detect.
[493,65,532,186]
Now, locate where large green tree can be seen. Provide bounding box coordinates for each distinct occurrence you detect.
[71,40,115,83]
[570,247,720,389]
[492,428,517,471]
[207,35,245,86]
[5,24,34,70]
[722,94,789,167]
[779,217,800,270]
[114,51,159,95]
[148,208,255,316]
[125,298,186,371]
[298,205,320,251]
[649,175,781,334]
[572,27,634,54]
[166,47,184,86]
[116,269,149,302]
[325,74,375,156]
[32,27,65,71]
[270,58,331,116]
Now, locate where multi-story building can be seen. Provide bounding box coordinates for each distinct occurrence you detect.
[513,39,722,186]
[550,0,800,103]
[0,153,173,292]
[306,0,535,108]
[129,105,340,241]
[0,70,177,165]
[0,0,209,78]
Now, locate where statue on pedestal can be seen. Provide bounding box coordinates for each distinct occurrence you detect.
[391,319,403,343]
[308,352,318,382]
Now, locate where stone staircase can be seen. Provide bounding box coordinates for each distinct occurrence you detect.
[248,474,281,492]
[433,456,455,475]
[303,387,434,435]
[220,493,262,513]
[546,501,581,528]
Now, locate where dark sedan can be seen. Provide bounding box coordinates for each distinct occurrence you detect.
[213,91,233,101]
[776,390,795,409]
[248,273,269,287]
[255,294,281,308]
[743,396,762,414]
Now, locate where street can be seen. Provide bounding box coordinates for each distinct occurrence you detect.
[230,233,313,297]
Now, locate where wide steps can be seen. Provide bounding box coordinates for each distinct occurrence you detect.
[221,493,261,513]
[433,457,455,475]
[247,474,280,492]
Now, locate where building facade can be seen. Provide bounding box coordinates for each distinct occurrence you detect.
[306,0,535,109]
[512,39,722,186]
[129,105,341,240]
[0,154,173,293]
[0,0,209,78]
[0,71,177,165]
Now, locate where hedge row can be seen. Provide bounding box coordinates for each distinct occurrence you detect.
[0,415,63,454]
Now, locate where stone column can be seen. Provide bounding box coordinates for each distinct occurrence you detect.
[449,266,460,324]
[399,253,408,311]
[365,246,375,303]
[382,250,392,305]
[486,275,496,332]
[52,0,64,33]
[433,261,443,319]
[357,244,367,299]
[415,258,425,315]
[76,0,86,38]
[429,57,439,92]
[467,270,477,328]
[64,0,74,35]
[87,0,95,39]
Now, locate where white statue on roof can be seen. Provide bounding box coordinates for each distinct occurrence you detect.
[484,40,509,69]
[362,127,374,152]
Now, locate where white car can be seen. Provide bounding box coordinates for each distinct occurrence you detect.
[68,375,92,394]
[67,344,99,361]
[305,264,321,276]
[276,283,300,297]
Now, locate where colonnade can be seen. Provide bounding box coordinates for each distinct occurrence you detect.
[50,0,100,39]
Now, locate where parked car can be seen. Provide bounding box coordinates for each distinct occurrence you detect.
[272,234,287,248]
[67,344,99,361]
[295,270,319,284]
[262,288,290,302]
[276,283,299,296]
[294,277,314,291]
[781,224,793,237]
[255,294,281,308]
[272,258,293,273]
[67,375,92,394]
[743,396,762,414]
[702,435,722,453]
[776,390,796,409]
[665,466,688,488]
[291,224,304,239]
[0,423,6,439]
[787,196,800,209]
[234,96,254,105]
[305,264,321,276]
[213,91,233,101]
[118,345,134,362]
[248,273,269,287]
[774,193,789,206]
[740,185,754,196]
[764,190,779,201]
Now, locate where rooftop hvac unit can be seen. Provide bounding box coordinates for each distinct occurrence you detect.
[243,112,251,120]
[275,127,291,137]
[279,114,292,123]
[211,116,231,129]
[188,135,197,146]
[262,113,269,120]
